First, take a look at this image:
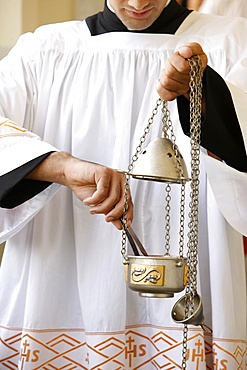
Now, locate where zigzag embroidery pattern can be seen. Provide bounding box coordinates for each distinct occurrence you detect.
[0,327,247,369]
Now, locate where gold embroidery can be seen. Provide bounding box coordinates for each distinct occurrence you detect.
[0,120,27,133]
[0,326,246,369]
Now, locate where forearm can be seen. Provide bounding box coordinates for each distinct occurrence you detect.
[26,151,73,186]
[26,151,106,191]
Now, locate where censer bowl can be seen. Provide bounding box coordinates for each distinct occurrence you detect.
[125,255,187,298]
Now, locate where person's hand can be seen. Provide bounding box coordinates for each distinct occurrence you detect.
[27,152,133,230]
[156,42,208,101]
[65,158,133,229]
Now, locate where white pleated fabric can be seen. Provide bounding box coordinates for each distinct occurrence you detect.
[0,12,246,369]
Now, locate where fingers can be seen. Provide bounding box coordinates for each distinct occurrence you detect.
[83,169,116,208]
[83,167,133,229]
[156,51,191,101]
[156,42,207,101]
[84,169,123,213]
[106,196,134,230]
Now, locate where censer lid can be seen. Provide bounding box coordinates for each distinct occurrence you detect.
[129,136,190,184]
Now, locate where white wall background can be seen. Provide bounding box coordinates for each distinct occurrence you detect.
[75,0,104,19]
[0,0,104,59]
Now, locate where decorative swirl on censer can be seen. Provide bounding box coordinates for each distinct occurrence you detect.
[131,267,162,284]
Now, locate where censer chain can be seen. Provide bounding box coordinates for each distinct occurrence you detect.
[181,55,203,369]
[161,101,187,257]
[121,97,166,261]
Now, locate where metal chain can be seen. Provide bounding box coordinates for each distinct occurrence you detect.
[178,183,186,258]
[161,101,186,179]
[186,56,203,295]
[127,98,162,174]
[121,99,162,261]
[162,101,186,257]
[181,55,203,369]
[121,175,131,262]
[182,325,189,368]
[164,184,172,255]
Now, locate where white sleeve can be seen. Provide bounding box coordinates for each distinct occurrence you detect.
[0,182,60,244]
[225,82,247,150]
[202,154,247,236]
[202,81,247,236]
[0,118,60,243]
[0,117,58,175]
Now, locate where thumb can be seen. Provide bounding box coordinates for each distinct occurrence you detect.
[178,45,193,59]
[178,42,205,59]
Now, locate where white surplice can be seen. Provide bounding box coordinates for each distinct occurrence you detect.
[0,11,246,369]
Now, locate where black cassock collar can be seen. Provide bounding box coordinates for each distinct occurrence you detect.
[86,0,192,35]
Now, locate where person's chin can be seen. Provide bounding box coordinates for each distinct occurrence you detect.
[122,18,153,31]
[119,10,155,30]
